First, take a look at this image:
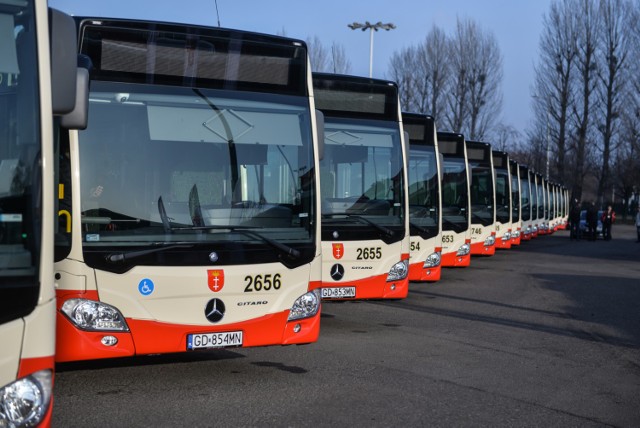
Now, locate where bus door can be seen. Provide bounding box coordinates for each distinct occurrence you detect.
[509,160,522,246]
[437,132,471,267]
[404,113,442,282]
[466,141,496,256]
[492,151,512,249]
[315,73,409,300]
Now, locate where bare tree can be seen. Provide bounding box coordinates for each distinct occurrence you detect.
[571,0,601,201]
[388,25,450,118]
[306,36,329,72]
[388,45,422,112]
[493,123,522,153]
[417,25,450,119]
[594,0,632,205]
[445,20,471,133]
[445,18,503,140]
[330,42,352,74]
[532,0,578,186]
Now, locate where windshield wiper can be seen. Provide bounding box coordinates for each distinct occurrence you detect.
[170,224,301,260]
[409,221,430,234]
[106,244,192,263]
[323,213,395,239]
[158,196,172,233]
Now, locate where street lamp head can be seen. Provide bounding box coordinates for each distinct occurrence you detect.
[348,21,396,31]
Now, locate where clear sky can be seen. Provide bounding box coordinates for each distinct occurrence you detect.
[49,0,552,135]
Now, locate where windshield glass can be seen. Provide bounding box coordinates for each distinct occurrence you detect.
[531,179,539,221]
[320,117,405,239]
[0,0,41,323]
[537,183,545,219]
[494,170,510,223]
[469,164,494,226]
[520,176,531,221]
[441,157,468,233]
[408,145,439,238]
[511,171,520,222]
[77,83,315,250]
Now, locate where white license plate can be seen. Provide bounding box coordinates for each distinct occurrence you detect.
[322,286,356,299]
[187,331,243,350]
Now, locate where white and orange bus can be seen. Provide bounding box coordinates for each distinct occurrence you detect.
[404,113,442,282]
[509,159,522,246]
[54,18,324,362]
[492,150,512,249]
[437,132,471,267]
[466,140,496,256]
[314,73,409,299]
[0,2,85,426]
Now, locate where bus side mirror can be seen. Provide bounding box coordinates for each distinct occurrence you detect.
[60,67,89,130]
[49,8,77,115]
[315,109,324,161]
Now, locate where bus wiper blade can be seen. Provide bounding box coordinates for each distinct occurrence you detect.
[232,228,301,259]
[322,213,395,238]
[106,244,192,263]
[409,221,429,234]
[348,214,396,238]
[158,196,173,232]
[170,225,301,260]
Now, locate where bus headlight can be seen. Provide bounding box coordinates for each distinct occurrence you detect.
[484,235,496,246]
[0,369,52,428]
[423,252,441,268]
[61,299,129,331]
[386,260,408,282]
[288,289,321,321]
[512,230,520,238]
[456,243,470,256]
[501,231,511,241]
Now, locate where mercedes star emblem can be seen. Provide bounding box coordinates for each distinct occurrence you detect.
[204,298,225,323]
[330,264,344,281]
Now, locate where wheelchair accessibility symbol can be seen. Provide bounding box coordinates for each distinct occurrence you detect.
[138,278,155,296]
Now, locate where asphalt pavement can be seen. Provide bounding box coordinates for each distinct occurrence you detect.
[53,224,640,427]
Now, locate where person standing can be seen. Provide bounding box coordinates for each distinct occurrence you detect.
[601,205,615,241]
[569,198,581,240]
[635,206,640,243]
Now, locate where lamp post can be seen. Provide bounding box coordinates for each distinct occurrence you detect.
[348,21,395,78]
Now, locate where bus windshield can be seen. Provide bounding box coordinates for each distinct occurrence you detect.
[520,174,531,222]
[494,169,510,223]
[320,118,404,231]
[407,145,439,237]
[441,157,468,233]
[510,164,520,222]
[0,0,40,323]
[78,83,315,249]
[531,178,539,221]
[469,164,493,226]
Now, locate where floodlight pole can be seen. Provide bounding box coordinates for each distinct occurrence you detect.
[348,21,396,78]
